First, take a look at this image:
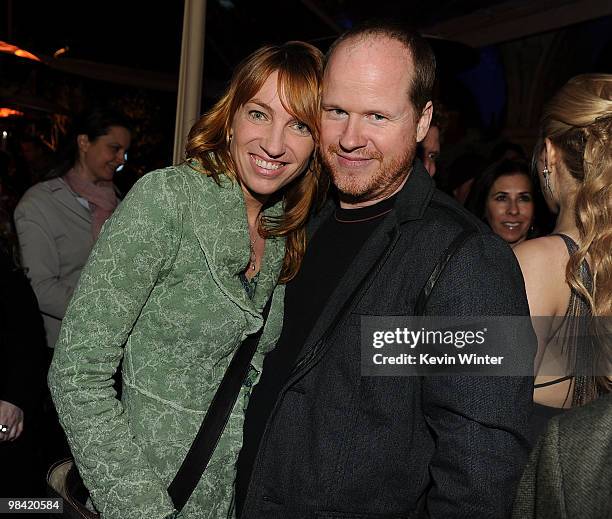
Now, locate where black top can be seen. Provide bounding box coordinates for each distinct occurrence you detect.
[531,233,596,439]
[0,237,47,412]
[235,195,396,515]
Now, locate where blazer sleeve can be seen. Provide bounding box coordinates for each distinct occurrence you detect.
[48,171,181,519]
[512,420,563,519]
[421,233,535,518]
[14,196,77,320]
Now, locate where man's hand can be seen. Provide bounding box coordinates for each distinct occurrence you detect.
[0,400,24,441]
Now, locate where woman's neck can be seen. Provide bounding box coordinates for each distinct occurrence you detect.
[243,199,261,231]
[241,186,268,231]
[552,184,580,241]
[69,164,98,185]
[553,204,579,241]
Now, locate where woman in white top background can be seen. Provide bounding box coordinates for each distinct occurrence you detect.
[14,108,132,351]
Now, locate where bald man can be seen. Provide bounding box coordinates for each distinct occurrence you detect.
[237,21,533,519]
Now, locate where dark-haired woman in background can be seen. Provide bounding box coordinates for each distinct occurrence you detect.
[14,109,132,351]
[513,74,611,439]
[466,159,535,248]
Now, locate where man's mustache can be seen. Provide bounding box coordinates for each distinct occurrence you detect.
[326,144,383,162]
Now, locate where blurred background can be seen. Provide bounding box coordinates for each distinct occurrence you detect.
[1,0,611,188]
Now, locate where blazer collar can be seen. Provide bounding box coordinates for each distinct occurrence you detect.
[48,177,92,223]
[184,164,285,317]
[392,158,435,224]
[308,158,434,238]
[298,159,434,355]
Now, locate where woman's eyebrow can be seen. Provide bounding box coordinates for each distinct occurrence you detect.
[248,99,274,114]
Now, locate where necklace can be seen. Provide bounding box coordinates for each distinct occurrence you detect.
[333,207,393,223]
[248,233,259,271]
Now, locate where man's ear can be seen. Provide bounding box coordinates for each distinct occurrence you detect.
[416,101,433,143]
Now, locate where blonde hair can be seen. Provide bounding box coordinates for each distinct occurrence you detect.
[185,42,328,282]
[538,74,612,317]
[538,74,612,400]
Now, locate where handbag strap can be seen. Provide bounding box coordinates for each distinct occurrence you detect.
[413,229,475,315]
[168,297,273,512]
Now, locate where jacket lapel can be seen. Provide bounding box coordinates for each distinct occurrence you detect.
[186,165,284,321]
[296,161,435,361]
[49,178,92,223]
[298,208,399,359]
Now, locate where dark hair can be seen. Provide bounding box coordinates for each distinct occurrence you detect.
[465,159,532,221]
[17,134,48,149]
[325,19,436,113]
[489,140,527,163]
[430,100,449,135]
[435,152,487,197]
[0,149,11,178]
[52,107,132,177]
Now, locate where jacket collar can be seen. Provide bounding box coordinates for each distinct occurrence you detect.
[183,163,285,317]
[392,159,435,224]
[298,159,434,355]
[47,177,92,223]
[308,158,434,238]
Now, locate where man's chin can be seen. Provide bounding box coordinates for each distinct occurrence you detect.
[330,171,373,200]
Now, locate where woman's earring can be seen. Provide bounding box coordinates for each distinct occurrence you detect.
[226,132,233,146]
[542,165,551,193]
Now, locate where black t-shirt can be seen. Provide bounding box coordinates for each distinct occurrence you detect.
[235,195,396,515]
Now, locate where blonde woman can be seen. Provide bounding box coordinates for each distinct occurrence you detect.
[514,74,611,438]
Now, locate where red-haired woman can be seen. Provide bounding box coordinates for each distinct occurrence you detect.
[49,42,327,519]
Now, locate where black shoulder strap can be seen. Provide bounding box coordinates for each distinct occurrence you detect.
[414,229,475,315]
[168,297,273,512]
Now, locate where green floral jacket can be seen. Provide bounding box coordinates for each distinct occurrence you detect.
[49,163,286,519]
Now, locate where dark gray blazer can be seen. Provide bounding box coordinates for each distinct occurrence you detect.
[513,393,612,518]
[241,162,535,519]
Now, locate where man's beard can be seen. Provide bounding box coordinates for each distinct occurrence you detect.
[323,142,416,205]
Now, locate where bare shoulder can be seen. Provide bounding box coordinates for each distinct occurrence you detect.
[514,236,569,272]
[513,236,570,316]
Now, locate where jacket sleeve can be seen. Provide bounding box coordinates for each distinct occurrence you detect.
[421,233,535,518]
[511,420,561,519]
[48,171,181,519]
[14,197,77,320]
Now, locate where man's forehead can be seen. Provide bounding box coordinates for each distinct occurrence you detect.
[322,35,414,107]
[326,34,412,72]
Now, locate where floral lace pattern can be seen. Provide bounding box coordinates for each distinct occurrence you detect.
[49,164,285,519]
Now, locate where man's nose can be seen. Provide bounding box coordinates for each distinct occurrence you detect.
[339,117,366,152]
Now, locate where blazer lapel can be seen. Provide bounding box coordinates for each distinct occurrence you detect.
[294,162,435,363]
[298,212,399,359]
[49,178,92,223]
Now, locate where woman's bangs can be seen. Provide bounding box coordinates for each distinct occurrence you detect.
[277,69,319,135]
